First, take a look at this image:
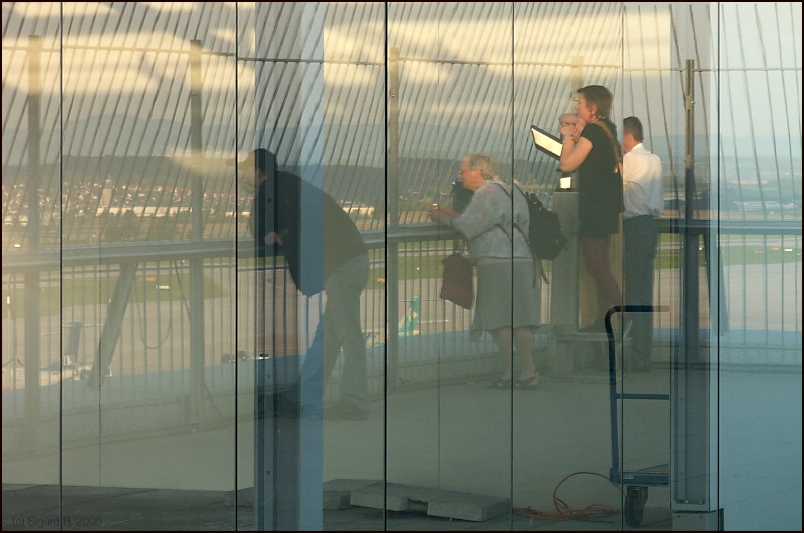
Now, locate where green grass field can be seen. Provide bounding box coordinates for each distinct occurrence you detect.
[366,244,801,289]
[8,272,225,317]
[6,245,798,312]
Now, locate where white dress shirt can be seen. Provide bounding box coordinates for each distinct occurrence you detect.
[622,143,664,219]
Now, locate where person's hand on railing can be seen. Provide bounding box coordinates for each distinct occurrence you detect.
[429,204,459,228]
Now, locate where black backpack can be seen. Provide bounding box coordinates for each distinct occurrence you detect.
[496,183,567,261]
[515,184,567,261]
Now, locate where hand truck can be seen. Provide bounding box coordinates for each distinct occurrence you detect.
[604,305,670,527]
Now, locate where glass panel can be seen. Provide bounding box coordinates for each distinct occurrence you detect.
[62,2,236,529]
[715,3,803,531]
[319,3,387,530]
[617,3,685,529]
[618,3,722,529]
[237,3,386,529]
[2,3,63,530]
[386,3,519,530]
[3,3,800,531]
[655,4,721,529]
[513,3,632,530]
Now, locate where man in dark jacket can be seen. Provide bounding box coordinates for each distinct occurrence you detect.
[241,149,370,419]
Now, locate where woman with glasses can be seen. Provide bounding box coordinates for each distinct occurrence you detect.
[429,153,541,390]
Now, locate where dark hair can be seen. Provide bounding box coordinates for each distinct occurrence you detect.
[250,148,277,175]
[577,85,613,119]
[623,116,644,142]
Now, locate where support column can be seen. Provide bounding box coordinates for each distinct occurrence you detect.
[23,35,42,446]
[387,46,401,386]
[252,4,325,529]
[548,190,579,375]
[188,39,207,425]
[671,59,721,530]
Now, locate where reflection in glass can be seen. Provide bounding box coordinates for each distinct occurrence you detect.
[1,2,800,531]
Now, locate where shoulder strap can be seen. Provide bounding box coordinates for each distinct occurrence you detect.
[492,183,527,241]
[592,120,623,175]
[493,181,511,198]
[494,181,530,208]
[492,184,549,284]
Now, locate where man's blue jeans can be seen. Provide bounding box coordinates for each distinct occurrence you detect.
[301,252,370,411]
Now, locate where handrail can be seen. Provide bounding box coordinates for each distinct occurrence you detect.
[1,218,800,272]
[656,218,802,235]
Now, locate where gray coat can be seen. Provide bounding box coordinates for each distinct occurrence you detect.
[452,178,532,262]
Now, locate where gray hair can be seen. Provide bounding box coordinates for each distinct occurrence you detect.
[462,153,498,181]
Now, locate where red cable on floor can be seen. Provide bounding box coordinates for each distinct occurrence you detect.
[512,471,623,521]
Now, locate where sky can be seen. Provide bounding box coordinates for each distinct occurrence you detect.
[2,2,801,171]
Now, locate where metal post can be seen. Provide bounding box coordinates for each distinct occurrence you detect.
[23,35,42,443]
[190,40,205,241]
[253,6,326,527]
[548,191,580,375]
[189,39,206,424]
[387,46,401,385]
[671,59,720,529]
[570,55,584,97]
[88,262,138,387]
[682,59,700,368]
[255,357,301,531]
[548,56,582,375]
[702,233,729,334]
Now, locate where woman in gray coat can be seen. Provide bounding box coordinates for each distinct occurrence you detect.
[429,153,541,389]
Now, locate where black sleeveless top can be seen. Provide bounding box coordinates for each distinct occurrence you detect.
[577,118,623,237]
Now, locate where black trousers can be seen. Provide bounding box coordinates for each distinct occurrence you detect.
[623,216,658,364]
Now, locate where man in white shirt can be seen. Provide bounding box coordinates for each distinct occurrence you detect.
[622,117,664,371]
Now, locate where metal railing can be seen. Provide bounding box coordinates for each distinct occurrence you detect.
[2,220,801,450]
[2,2,801,453]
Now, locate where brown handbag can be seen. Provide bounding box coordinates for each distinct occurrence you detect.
[439,252,474,309]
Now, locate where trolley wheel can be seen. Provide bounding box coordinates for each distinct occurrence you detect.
[624,486,648,527]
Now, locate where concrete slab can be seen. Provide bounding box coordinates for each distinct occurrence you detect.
[349,482,510,522]
[323,479,380,510]
[427,492,512,522]
[349,482,406,512]
[226,479,383,511]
